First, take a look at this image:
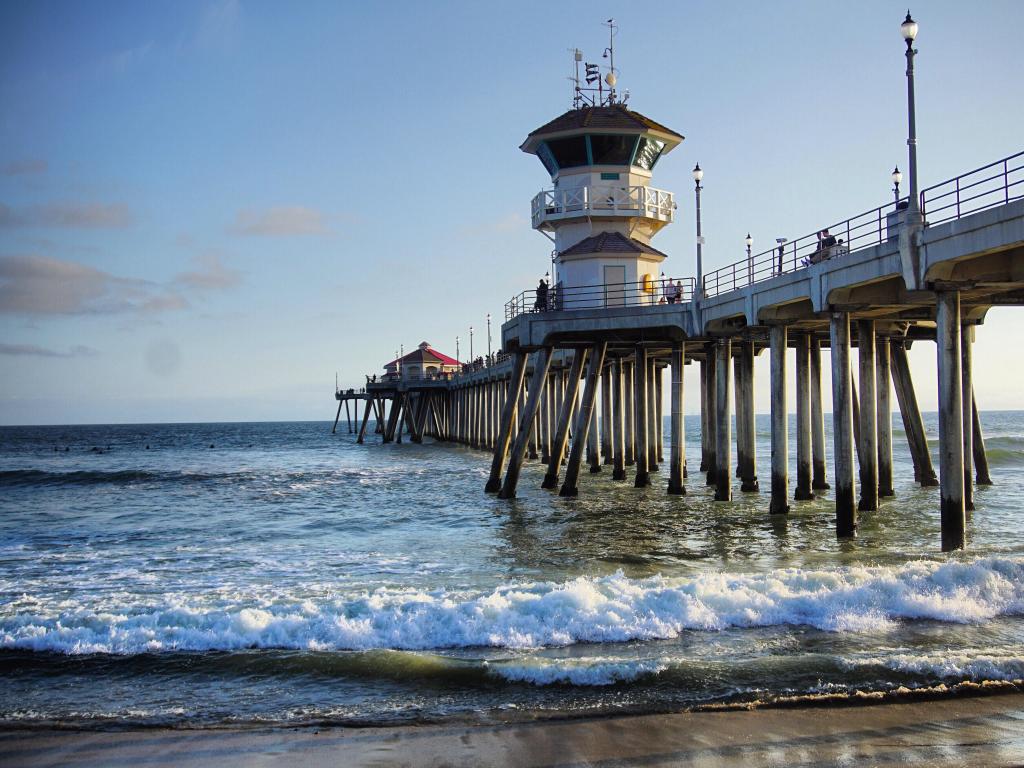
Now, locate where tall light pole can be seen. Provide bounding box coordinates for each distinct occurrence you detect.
[469,326,474,362]
[902,12,921,225]
[745,233,753,285]
[892,166,903,206]
[693,163,704,298]
[486,313,492,361]
[456,335,460,364]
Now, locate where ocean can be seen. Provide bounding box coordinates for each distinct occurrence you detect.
[1,414,1023,728]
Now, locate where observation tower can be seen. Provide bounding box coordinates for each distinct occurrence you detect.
[520,22,684,307]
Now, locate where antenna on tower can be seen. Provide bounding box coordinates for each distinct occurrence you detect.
[603,18,618,104]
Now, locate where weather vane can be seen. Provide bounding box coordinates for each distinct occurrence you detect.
[569,19,628,109]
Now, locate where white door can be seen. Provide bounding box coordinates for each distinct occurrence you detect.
[604,265,626,307]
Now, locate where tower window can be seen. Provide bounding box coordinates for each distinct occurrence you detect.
[546,136,589,168]
[633,137,666,171]
[537,142,559,175]
[589,134,637,165]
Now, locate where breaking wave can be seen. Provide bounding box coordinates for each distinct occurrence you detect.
[3,557,1023,656]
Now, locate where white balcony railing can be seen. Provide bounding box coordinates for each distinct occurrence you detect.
[530,185,675,229]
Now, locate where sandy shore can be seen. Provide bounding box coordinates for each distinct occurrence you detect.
[3,693,1024,767]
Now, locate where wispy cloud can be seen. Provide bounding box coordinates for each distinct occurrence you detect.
[231,206,327,236]
[99,41,155,75]
[0,343,98,358]
[174,251,242,291]
[0,202,134,229]
[0,254,182,316]
[2,160,48,176]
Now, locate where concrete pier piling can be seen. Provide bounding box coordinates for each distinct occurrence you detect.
[972,393,993,485]
[561,342,608,497]
[600,366,613,465]
[714,338,733,502]
[633,346,651,488]
[769,325,789,514]
[735,340,759,493]
[542,350,585,489]
[668,342,686,495]
[699,358,709,473]
[830,312,856,537]
[809,337,830,490]
[704,345,717,486]
[857,320,879,512]
[936,290,966,551]
[612,357,627,482]
[890,339,939,487]
[876,336,895,497]
[624,360,636,466]
[961,324,975,512]
[794,332,814,501]
[499,347,553,500]
[647,357,659,473]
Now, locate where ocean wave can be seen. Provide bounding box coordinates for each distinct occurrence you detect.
[2,557,1023,655]
[0,467,371,488]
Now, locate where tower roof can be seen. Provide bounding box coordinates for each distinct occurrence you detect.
[521,105,683,154]
[384,344,460,370]
[558,231,668,259]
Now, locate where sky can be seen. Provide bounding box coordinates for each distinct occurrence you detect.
[1,0,1022,425]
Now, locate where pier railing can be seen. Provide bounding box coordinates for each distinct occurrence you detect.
[531,185,675,229]
[920,150,1024,225]
[702,149,1024,299]
[505,276,695,321]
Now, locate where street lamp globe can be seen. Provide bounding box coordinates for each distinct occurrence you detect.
[692,163,703,183]
[892,166,903,185]
[745,233,753,249]
[901,11,918,42]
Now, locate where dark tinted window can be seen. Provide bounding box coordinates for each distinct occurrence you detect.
[537,142,559,175]
[589,134,636,165]
[633,137,666,170]
[547,136,589,168]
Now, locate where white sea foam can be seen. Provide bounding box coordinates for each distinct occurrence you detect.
[487,658,666,686]
[2,557,1023,655]
[849,651,1024,681]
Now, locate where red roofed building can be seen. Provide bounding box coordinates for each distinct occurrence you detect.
[384,342,461,381]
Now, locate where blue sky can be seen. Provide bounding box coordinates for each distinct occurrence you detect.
[1,0,1022,424]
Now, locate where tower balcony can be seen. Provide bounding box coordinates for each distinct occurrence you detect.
[530,184,675,231]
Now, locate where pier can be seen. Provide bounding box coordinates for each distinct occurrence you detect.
[341,16,1024,552]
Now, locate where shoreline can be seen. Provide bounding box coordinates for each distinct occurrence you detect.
[3,692,1024,767]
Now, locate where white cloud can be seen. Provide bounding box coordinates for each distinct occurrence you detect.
[231,206,327,236]
[0,201,134,229]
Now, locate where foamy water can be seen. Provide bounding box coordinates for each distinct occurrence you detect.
[2,417,1024,725]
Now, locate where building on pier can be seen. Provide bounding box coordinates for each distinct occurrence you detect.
[383,342,460,382]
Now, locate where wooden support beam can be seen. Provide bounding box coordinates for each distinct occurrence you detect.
[357,399,372,444]
[485,352,528,493]
[714,339,732,502]
[561,341,608,497]
[612,357,627,482]
[634,346,651,487]
[857,320,878,512]
[499,348,553,499]
[936,290,965,551]
[810,337,830,490]
[891,339,939,486]
[769,325,789,514]
[543,350,587,489]
[831,312,856,537]
[794,332,814,501]
[876,336,895,498]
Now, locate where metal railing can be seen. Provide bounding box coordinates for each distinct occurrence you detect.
[531,184,675,228]
[702,149,1023,299]
[505,277,695,321]
[921,150,1024,225]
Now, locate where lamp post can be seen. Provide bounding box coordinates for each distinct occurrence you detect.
[456,335,460,364]
[892,166,903,206]
[469,326,474,363]
[486,313,492,362]
[776,237,788,275]
[745,233,753,285]
[901,11,922,225]
[693,163,704,298]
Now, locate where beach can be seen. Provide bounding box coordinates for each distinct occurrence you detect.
[5,693,1024,767]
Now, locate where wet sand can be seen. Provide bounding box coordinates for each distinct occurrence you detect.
[3,693,1024,767]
